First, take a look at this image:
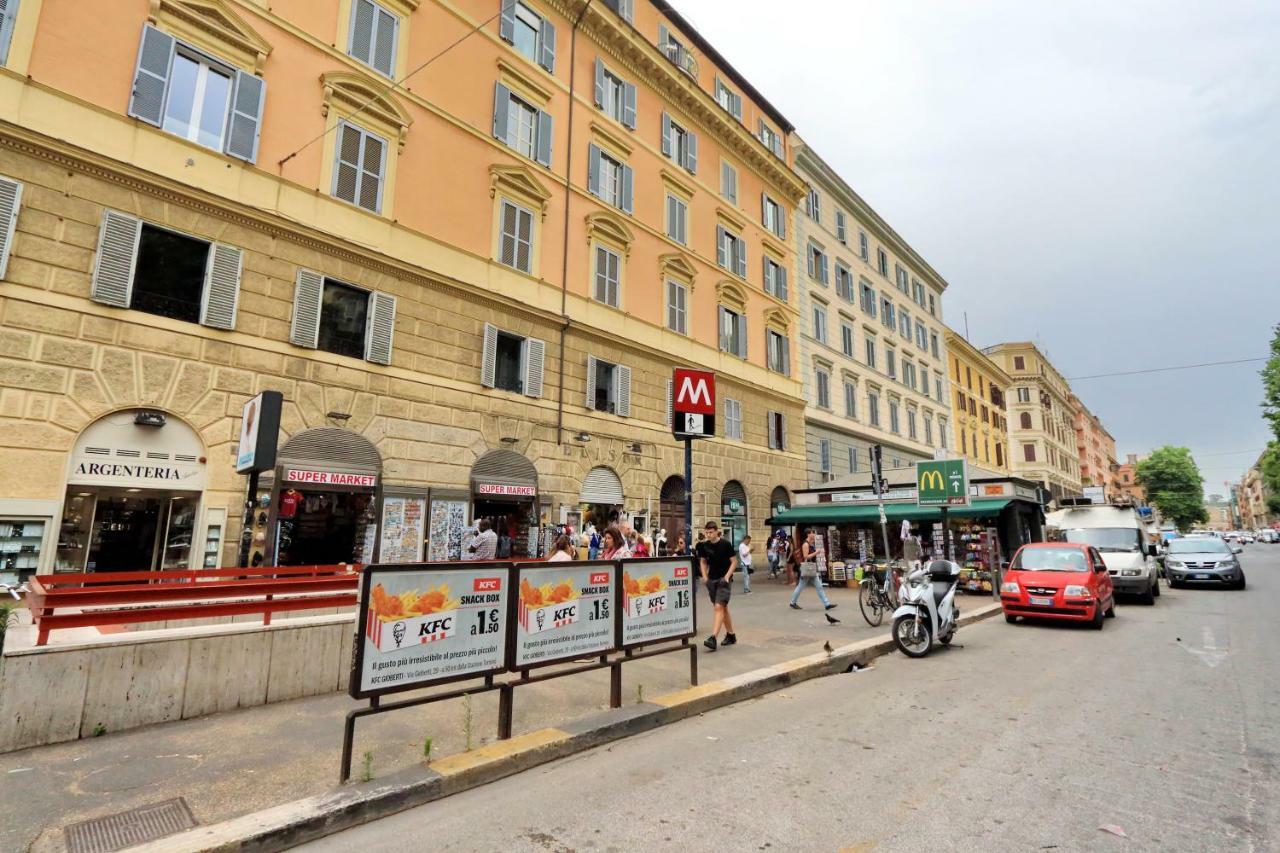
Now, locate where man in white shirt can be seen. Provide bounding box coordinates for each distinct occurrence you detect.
[469,519,498,561]
[738,535,753,594]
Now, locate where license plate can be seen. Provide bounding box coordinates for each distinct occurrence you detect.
[1029,596,1053,606]
[1193,574,1209,580]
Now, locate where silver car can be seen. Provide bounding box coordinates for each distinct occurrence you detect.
[1165,537,1246,590]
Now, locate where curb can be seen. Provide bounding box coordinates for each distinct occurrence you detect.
[134,602,1004,851]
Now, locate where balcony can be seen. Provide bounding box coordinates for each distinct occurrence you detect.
[661,41,699,79]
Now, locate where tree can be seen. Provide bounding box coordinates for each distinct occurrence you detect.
[1264,324,1280,442]
[1262,443,1280,516]
[1136,446,1208,531]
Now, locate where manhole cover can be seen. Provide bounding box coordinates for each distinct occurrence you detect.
[65,798,196,853]
[768,635,816,647]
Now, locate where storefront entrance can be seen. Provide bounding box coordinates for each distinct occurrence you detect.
[276,490,373,565]
[471,449,540,559]
[580,466,624,533]
[720,481,748,547]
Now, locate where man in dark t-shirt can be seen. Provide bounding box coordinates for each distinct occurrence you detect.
[697,521,737,652]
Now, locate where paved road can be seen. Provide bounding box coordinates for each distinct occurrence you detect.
[305,544,1280,852]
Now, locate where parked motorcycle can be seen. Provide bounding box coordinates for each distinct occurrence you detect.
[891,560,961,658]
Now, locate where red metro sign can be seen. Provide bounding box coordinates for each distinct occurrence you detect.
[672,368,715,438]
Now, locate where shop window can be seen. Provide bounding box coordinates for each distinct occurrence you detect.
[586,355,632,416]
[0,516,49,583]
[290,269,397,364]
[90,212,243,330]
[482,322,546,398]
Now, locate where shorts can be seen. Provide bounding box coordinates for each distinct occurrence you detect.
[706,577,732,606]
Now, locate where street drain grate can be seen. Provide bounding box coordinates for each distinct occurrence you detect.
[768,635,817,647]
[65,798,197,853]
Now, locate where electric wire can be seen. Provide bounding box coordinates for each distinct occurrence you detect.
[1065,357,1267,382]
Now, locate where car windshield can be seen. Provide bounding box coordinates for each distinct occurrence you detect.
[1012,547,1089,572]
[1061,527,1140,552]
[1168,538,1229,555]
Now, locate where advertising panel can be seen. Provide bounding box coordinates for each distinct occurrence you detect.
[619,557,696,648]
[352,563,509,699]
[514,562,616,668]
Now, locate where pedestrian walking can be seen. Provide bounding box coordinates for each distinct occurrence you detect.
[547,535,575,562]
[767,531,782,578]
[697,521,737,651]
[785,536,799,585]
[588,525,601,560]
[738,535,753,594]
[790,529,837,611]
[600,526,631,560]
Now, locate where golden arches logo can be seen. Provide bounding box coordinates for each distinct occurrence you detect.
[919,470,945,492]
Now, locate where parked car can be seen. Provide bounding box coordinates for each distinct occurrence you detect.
[1000,543,1116,629]
[1165,537,1246,589]
[1044,504,1161,604]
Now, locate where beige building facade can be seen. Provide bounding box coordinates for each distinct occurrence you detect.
[1239,452,1276,530]
[945,330,1010,474]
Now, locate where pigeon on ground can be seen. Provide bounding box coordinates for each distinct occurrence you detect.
[823,640,833,655]
[825,613,841,625]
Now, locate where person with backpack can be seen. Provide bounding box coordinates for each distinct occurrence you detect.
[790,528,837,611]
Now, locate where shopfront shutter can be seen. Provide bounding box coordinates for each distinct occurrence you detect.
[365,290,396,365]
[615,365,631,417]
[535,108,553,167]
[481,322,498,387]
[289,268,323,349]
[199,242,242,330]
[537,17,556,73]
[581,467,623,505]
[128,25,174,127]
[622,81,637,128]
[499,0,516,43]
[90,210,141,308]
[584,356,597,409]
[226,71,266,163]
[0,175,21,281]
[523,336,545,398]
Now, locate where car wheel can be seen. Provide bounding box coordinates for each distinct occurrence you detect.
[1169,579,1181,589]
[1236,575,1247,591]
[1105,601,1116,618]
[1004,614,1018,624]
[1152,576,1161,597]
[1138,582,1156,606]
[1091,604,1105,630]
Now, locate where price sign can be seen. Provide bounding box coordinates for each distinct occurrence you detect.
[351,563,510,699]
[513,562,617,668]
[619,557,696,648]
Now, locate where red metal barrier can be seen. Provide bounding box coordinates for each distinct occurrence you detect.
[27,564,361,646]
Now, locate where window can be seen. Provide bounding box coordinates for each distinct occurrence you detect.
[762,194,785,238]
[666,280,687,334]
[348,0,399,77]
[588,144,633,211]
[819,439,831,474]
[720,306,747,357]
[903,360,916,390]
[1014,355,1026,370]
[593,245,620,307]
[808,243,829,284]
[912,280,925,307]
[885,347,897,380]
[287,268,397,365]
[995,443,1004,467]
[586,356,631,415]
[960,430,967,455]
[1020,411,1033,429]
[715,77,743,120]
[835,264,854,301]
[594,60,636,128]
[720,160,738,203]
[956,389,966,410]
[965,366,973,389]
[602,0,634,22]
[662,112,697,173]
[717,226,747,277]
[760,328,789,375]
[767,411,786,450]
[899,309,911,340]
[1017,387,1031,403]
[482,323,546,397]
[841,323,854,357]
[928,293,936,317]
[805,187,821,222]
[1,0,21,65]
[127,26,266,163]
[858,231,869,261]
[868,391,881,427]
[844,380,857,418]
[908,409,918,439]
[881,296,895,330]
[860,282,877,317]
[1023,443,1037,463]
[816,368,831,409]
[501,0,556,73]
[835,210,848,244]
[921,367,930,398]
[864,337,877,369]
[895,264,909,293]
[916,321,927,351]
[889,402,902,434]
[724,397,743,440]
[848,446,859,473]
[494,84,553,166]
[666,193,688,243]
[317,279,371,360]
[935,377,944,401]
[930,332,940,359]
[498,200,535,272]
[877,248,889,277]
[89,212,244,332]
[758,120,783,158]
[763,257,788,301]
[924,414,933,445]
[812,304,828,344]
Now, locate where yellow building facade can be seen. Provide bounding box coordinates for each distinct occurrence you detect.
[944,330,1010,474]
[0,0,808,576]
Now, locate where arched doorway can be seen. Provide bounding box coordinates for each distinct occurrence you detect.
[720,480,748,547]
[770,486,791,520]
[471,448,539,559]
[580,466,624,531]
[659,475,686,554]
[273,428,381,566]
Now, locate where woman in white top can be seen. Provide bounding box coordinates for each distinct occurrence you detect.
[547,534,576,562]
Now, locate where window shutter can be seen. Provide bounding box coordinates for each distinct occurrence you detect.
[373,7,398,77]
[760,193,768,231]
[777,206,786,239]
[357,131,386,212]
[481,323,498,387]
[535,108,553,166]
[660,112,672,158]
[778,413,786,449]
[767,413,777,450]
[587,144,602,197]
[658,23,670,51]
[128,25,175,127]
[364,290,396,365]
[537,18,556,73]
[777,266,787,301]
[499,0,516,43]
[0,0,18,66]
[289,268,324,349]
[199,242,242,330]
[593,58,605,108]
[821,254,829,283]
[350,0,374,64]
[523,337,546,398]
[665,378,673,427]
[782,336,790,376]
[761,257,771,295]
[0,176,20,281]
[90,210,141,308]
[492,82,511,142]
[226,71,266,163]
[685,130,697,173]
[616,365,631,417]
[622,81,637,129]
[734,239,746,278]
[584,355,597,408]
[717,305,728,351]
[620,163,633,213]
[807,247,815,279]
[737,313,748,358]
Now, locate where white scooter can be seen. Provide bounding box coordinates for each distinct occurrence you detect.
[891,560,961,658]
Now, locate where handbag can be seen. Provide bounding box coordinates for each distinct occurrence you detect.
[800,561,818,579]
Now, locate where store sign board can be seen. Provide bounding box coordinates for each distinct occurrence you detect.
[513,562,616,668]
[284,469,377,487]
[832,489,916,503]
[917,459,969,507]
[476,483,536,497]
[69,458,203,487]
[620,558,695,648]
[236,391,282,473]
[352,563,510,699]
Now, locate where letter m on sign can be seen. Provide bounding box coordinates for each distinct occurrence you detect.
[672,368,715,439]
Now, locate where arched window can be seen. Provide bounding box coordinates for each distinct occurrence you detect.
[1020,411,1032,430]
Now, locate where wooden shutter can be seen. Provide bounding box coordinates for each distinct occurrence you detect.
[0,175,20,281]
[593,58,605,108]
[499,0,516,43]
[620,163,633,213]
[685,130,697,173]
[128,25,175,127]
[333,122,362,205]
[372,5,398,77]
[622,81,637,129]
[777,265,788,301]
[715,225,726,268]
[761,256,772,295]
[365,290,396,365]
[777,413,786,449]
[806,246,815,278]
[90,210,141,308]
[761,193,768,232]
[587,144,601,197]
[350,0,374,64]
[199,242,242,330]
[535,109,553,166]
[820,253,829,283]
[665,378,673,427]
[357,131,385,212]
[781,336,790,376]
[0,0,18,66]
[584,355,597,408]
[492,82,511,142]
[289,268,323,349]
[537,18,556,73]
[734,236,746,278]
[523,336,545,398]
[660,112,672,157]
[616,365,631,417]
[717,305,728,351]
[737,313,748,358]
[481,323,498,387]
[226,71,266,163]
[767,413,778,450]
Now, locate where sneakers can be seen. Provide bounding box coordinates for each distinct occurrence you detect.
[743,589,753,594]
[722,633,737,647]
[825,603,838,611]
[704,635,717,652]
[789,603,802,610]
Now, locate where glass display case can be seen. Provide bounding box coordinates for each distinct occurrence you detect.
[0,519,46,583]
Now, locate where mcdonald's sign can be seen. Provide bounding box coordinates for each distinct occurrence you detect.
[917,459,969,507]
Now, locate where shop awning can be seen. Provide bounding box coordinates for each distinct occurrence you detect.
[768,498,1015,526]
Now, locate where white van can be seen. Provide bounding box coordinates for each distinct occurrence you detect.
[1044,505,1161,603]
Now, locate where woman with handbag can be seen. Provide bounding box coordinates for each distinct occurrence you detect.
[790,528,837,611]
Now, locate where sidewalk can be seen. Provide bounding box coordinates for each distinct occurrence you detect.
[0,577,997,852]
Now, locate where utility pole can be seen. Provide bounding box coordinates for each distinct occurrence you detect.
[871,445,892,567]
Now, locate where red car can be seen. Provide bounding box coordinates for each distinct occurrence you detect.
[1001,542,1116,629]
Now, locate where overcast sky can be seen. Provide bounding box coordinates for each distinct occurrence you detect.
[680,0,1280,486]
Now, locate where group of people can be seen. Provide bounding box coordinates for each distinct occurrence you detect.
[545,523,652,562]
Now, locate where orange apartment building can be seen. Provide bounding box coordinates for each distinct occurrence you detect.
[1071,393,1118,499]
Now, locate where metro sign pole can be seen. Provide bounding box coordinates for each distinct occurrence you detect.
[672,369,715,555]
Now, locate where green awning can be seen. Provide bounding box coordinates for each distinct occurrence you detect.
[769,498,1014,526]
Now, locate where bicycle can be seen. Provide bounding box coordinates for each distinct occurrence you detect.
[858,561,903,626]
